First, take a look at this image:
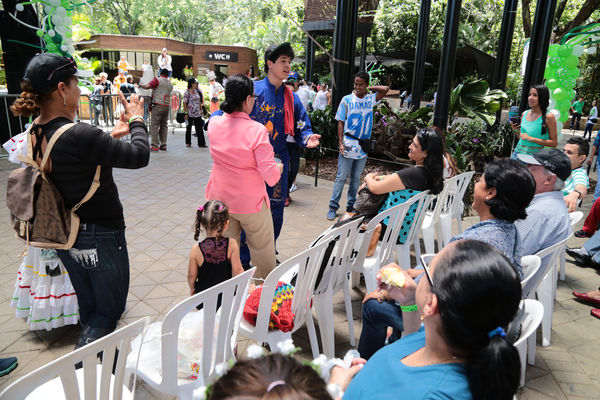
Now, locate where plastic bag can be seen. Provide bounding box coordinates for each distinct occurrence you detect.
[127,309,220,381]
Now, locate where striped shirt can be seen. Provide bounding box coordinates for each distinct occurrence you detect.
[563,167,589,196]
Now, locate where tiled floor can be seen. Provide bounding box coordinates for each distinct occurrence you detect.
[0,126,599,399]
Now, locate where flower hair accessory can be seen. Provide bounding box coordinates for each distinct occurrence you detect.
[487,326,506,339]
[218,205,224,211]
[197,205,204,211]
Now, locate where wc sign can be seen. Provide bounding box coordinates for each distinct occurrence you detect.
[205,51,238,62]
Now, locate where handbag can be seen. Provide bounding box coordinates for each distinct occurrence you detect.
[353,187,387,216]
[345,132,376,153]
[211,96,219,103]
[176,112,186,124]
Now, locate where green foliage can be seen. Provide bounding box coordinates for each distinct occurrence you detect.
[449,78,507,125]
[308,106,337,150]
[0,69,6,86]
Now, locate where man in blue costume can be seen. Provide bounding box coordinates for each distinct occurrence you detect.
[243,43,320,267]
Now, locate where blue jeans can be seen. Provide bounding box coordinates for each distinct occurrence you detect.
[57,223,130,330]
[595,158,600,201]
[583,230,600,265]
[329,155,367,212]
[357,299,403,359]
[583,123,595,140]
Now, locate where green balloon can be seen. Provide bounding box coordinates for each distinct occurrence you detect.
[36,30,44,37]
[557,99,571,110]
[564,56,578,69]
[546,78,559,90]
[565,78,577,88]
[548,44,559,56]
[556,67,569,79]
[553,88,567,101]
[547,56,561,69]
[559,113,569,123]
[558,45,573,57]
[569,67,580,79]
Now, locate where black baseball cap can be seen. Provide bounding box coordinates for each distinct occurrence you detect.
[23,53,92,94]
[517,148,571,181]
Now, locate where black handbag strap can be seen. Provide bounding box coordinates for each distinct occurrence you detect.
[344,132,362,141]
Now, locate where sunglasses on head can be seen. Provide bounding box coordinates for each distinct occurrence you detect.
[419,254,435,288]
[47,57,77,81]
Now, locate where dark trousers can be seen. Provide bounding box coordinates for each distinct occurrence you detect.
[570,112,582,130]
[57,224,130,330]
[357,299,403,359]
[102,96,114,126]
[583,121,596,140]
[185,117,206,146]
[286,142,300,192]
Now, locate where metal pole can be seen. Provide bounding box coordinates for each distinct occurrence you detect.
[410,0,431,111]
[492,0,518,123]
[332,0,359,112]
[433,0,462,129]
[315,146,320,187]
[306,35,315,82]
[101,48,105,72]
[518,0,557,114]
[359,34,367,72]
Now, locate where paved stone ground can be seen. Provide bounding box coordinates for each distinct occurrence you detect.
[0,125,599,399]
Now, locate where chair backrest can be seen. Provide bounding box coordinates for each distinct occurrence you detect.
[425,179,452,224]
[310,217,365,295]
[523,236,570,298]
[520,255,541,291]
[512,299,544,348]
[351,198,418,272]
[402,191,433,245]
[446,171,476,218]
[569,211,584,226]
[159,268,255,391]
[253,240,331,339]
[0,317,149,400]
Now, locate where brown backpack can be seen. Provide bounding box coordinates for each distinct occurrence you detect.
[6,123,100,251]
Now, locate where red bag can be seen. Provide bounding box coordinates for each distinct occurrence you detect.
[243,281,295,332]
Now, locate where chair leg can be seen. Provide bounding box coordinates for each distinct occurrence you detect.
[413,235,422,268]
[439,214,452,249]
[559,252,566,281]
[267,331,291,353]
[422,224,435,255]
[343,279,356,346]
[363,266,379,294]
[517,342,526,387]
[527,334,536,366]
[351,269,360,289]
[395,245,411,271]
[313,292,335,358]
[305,311,321,359]
[537,272,554,347]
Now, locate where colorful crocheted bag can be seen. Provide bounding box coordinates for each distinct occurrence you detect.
[243,281,295,332]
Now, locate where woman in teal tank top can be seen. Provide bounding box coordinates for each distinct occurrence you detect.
[511,84,558,157]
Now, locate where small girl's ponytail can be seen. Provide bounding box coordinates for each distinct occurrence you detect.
[193,200,229,241]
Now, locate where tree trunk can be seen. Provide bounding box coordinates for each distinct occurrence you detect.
[522,0,532,38]
[555,0,600,39]
[554,0,568,26]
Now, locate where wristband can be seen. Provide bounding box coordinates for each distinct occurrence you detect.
[128,115,144,124]
[574,189,583,199]
[400,304,418,312]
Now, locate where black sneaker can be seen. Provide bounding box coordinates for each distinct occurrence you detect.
[566,247,592,266]
[575,229,592,238]
[0,357,17,377]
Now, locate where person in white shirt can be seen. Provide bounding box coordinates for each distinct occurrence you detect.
[583,100,598,141]
[313,83,329,110]
[157,48,172,77]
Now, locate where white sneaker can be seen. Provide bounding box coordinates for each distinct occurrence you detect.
[290,184,298,193]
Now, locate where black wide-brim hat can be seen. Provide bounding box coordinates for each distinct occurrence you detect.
[23,53,92,94]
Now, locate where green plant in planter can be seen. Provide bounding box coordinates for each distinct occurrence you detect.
[308,105,337,151]
[449,78,508,125]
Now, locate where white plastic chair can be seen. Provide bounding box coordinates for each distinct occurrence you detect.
[558,211,584,281]
[126,268,255,399]
[513,299,544,387]
[0,317,149,400]
[239,240,331,359]
[396,191,433,268]
[351,199,416,293]
[421,181,452,254]
[309,217,364,358]
[520,255,541,291]
[439,171,475,245]
[526,236,570,348]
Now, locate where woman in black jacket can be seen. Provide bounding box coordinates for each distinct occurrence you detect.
[11,53,149,346]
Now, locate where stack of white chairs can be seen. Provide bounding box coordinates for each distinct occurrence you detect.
[513,299,544,387]
[558,211,583,281]
[396,191,433,269]
[420,180,452,254]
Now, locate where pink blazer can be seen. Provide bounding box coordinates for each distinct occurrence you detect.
[205,111,280,214]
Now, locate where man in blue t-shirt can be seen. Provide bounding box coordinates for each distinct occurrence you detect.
[326,72,389,220]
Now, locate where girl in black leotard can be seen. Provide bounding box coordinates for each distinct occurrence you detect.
[187,200,244,304]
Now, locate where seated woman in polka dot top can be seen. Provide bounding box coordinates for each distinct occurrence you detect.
[363,128,444,244]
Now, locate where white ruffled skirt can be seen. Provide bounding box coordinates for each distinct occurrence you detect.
[11,247,79,331]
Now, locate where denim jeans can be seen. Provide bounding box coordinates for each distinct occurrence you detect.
[329,155,368,212]
[57,223,130,330]
[583,229,600,265]
[583,123,595,140]
[595,158,600,201]
[357,299,403,360]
